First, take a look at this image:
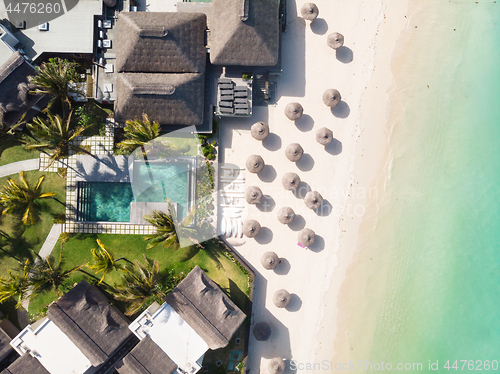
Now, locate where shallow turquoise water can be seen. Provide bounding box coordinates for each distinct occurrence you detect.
[365,0,500,371]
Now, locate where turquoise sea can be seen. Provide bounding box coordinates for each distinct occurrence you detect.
[339,0,500,371]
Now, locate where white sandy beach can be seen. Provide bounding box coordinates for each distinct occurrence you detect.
[218,0,409,372]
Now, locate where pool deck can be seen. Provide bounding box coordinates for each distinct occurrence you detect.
[75,155,130,182]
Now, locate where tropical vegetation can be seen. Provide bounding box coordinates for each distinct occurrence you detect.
[21,111,88,168]
[117,113,160,155]
[0,171,56,225]
[143,201,201,250]
[28,57,81,113]
[88,239,128,284]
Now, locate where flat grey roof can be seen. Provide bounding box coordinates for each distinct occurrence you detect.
[8,0,102,61]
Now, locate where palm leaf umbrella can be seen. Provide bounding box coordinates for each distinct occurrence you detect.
[261,252,279,270]
[322,89,341,108]
[269,358,286,374]
[285,102,303,121]
[242,220,261,238]
[245,186,263,205]
[281,172,301,191]
[273,289,291,308]
[246,155,265,173]
[301,3,319,21]
[316,127,334,145]
[285,143,304,162]
[277,207,295,224]
[298,228,316,247]
[328,32,345,50]
[253,322,272,341]
[304,191,323,209]
[251,121,269,141]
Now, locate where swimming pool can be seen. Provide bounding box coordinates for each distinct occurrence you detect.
[76,160,194,222]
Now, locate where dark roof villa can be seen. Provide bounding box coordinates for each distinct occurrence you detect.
[210,0,279,66]
[114,12,207,127]
[123,266,246,374]
[7,280,131,374]
[0,52,38,127]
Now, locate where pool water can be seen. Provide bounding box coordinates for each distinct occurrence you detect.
[77,162,190,222]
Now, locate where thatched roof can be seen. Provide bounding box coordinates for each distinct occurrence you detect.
[322,89,341,108]
[0,354,50,374]
[0,326,13,361]
[0,52,37,126]
[210,0,279,66]
[246,155,265,173]
[285,102,303,121]
[251,121,269,140]
[116,12,207,73]
[269,358,286,374]
[298,228,316,247]
[327,32,344,50]
[277,206,295,224]
[242,219,261,238]
[285,143,303,162]
[300,3,319,21]
[245,186,263,204]
[165,266,246,350]
[304,191,323,210]
[118,336,177,374]
[316,127,334,145]
[114,73,204,126]
[261,252,279,270]
[273,289,291,308]
[281,172,301,191]
[46,280,131,367]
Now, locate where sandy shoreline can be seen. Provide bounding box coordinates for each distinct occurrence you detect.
[216,0,410,372]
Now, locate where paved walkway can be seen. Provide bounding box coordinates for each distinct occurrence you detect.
[38,224,63,260]
[0,159,39,178]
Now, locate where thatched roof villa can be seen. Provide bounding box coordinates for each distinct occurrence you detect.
[122,266,246,374]
[114,12,207,127]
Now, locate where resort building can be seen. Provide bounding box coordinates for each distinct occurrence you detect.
[0,51,41,127]
[113,12,207,128]
[120,266,246,374]
[6,280,133,374]
[2,268,245,374]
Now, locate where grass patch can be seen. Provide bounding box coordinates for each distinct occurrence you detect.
[0,171,67,278]
[0,138,39,166]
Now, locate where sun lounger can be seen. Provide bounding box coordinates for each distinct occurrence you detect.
[220,107,234,114]
[218,83,234,90]
[220,89,234,95]
[235,108,248,115]
[234,103,249,109]
[219,101,233,108]
[234,86,247,92]
[218,78,232,84]
[234,98,247,104]
[220,94,234,101]
[235,91,247,98]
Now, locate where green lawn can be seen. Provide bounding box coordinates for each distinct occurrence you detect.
[0,171,67,280]
[0,138,39,166]
[29,235,251,317]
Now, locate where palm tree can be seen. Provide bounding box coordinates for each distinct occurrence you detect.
[0,171,56,225]
[143,200,201,250]
[117,114,160,154]
[30,252,82,297]
[113,255,162,316]
[28,58,81,113]
[21,110,87,168]
[88,239,129,284]
[117,114,159,182]
[0,259,32,308]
